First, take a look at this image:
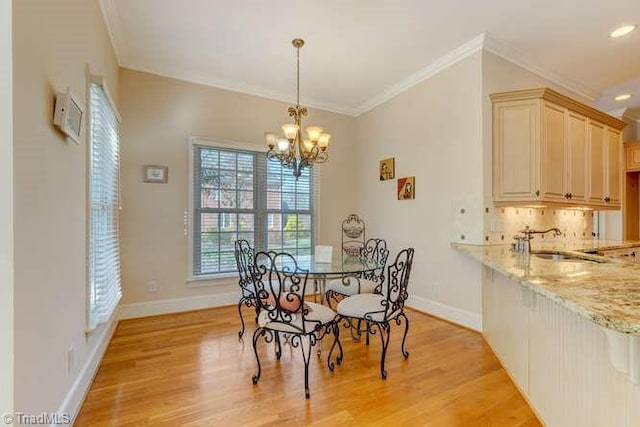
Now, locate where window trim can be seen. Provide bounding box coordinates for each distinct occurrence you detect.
[86,74,122,333]
[187,136,320,283]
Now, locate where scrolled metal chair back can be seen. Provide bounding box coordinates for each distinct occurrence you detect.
[253,251,313,334]
[381,248,414,320]
[361,238,389,286]
[234,239,255,295]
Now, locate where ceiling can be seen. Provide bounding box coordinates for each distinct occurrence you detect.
[100,0,640,118]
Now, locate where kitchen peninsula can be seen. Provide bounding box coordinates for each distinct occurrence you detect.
[455,241,640,427]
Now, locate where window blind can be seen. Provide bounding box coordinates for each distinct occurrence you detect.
[191,141,316,277]
[89,82,121,327]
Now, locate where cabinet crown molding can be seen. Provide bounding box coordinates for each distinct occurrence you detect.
[490,88,627,130]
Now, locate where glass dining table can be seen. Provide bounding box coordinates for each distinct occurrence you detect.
[288,254,383,305]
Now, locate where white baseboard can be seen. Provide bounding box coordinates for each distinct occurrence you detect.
[55,313,118,426]
[119,292,239,320]
[407,295,482,332]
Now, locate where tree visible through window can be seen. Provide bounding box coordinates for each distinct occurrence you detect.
[192,144,314,276]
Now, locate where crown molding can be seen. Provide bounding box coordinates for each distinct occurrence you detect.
[482,33,601,103]
[606,107,640,124]
[120,63,360,116]
[98,0,124,64]
[96,4,608,121]
[354,34,486,115]
[100,0,358,116]
[624,110,640,123]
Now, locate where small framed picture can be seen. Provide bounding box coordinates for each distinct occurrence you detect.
[379,157,395,181]
[143,165,168,183]
[397,176,415,200]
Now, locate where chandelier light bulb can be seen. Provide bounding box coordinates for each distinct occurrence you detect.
[264,132,279,149]
[303,139,314,152]
[306,126,323,143]
[282,123,299,140]
[277,137,290,152]
[318,133,331,150]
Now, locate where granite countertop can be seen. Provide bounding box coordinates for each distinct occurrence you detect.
[453,240,640,335]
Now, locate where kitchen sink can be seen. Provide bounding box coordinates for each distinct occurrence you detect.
[531,251,607,263]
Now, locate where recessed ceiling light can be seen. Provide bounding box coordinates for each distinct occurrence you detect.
[615,93,632,101]
[610,24,637,38]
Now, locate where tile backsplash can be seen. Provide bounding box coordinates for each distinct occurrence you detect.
[484,207,594,245]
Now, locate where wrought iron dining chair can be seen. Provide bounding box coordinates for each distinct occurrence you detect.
[250,251,343,399]
[234,239,259,340]
[325,238,390,309]
[335,248,415,379]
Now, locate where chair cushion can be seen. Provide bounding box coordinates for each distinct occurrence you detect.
[337,293,387,322]
[258,302,336,333]
[326,277,377,296]
[262,292,302,314]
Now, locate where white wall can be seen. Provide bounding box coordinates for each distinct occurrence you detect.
[12,0,119,417]
[0,0,13,419]
[355,52,484,330]
[118,68,357,307]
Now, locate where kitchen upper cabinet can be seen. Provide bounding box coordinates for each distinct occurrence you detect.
[587,121,605,205]
[625,141,640,172]
[623,141,640,240]
[606,128,622,207]
[589,125,622,207]
[541,102,567,203]
[491,88,626,209]
[566,111,588,203]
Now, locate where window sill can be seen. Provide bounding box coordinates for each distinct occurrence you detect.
[186,273,237,288]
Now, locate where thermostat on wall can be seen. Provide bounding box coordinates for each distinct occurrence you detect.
[53,88,84,144]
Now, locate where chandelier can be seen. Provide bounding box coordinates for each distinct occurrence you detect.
[265,38,331,179]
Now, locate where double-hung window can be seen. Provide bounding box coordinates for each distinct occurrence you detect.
[88,78,122,328]
[191,140,315,277]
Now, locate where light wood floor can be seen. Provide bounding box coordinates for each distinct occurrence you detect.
[75,305,541,426]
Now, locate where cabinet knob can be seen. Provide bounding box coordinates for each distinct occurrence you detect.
[535,190,540,197]
[564,193,570,199]
[569,193,573,199]
[604,196,611,203]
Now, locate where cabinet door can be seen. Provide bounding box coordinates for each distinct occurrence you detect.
[625,141,640,172]
[493,100,541,202]
[587,121,605,206]
[541,102,567,202]
[605,127,621,207]
[566,112,588,203]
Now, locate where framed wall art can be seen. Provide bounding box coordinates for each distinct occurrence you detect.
[143,165,168,183]
[379,157,395,181]
[397,176,415,200]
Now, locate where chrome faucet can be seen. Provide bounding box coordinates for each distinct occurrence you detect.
[512,226,562,254]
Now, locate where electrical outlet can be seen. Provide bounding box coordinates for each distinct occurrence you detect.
[67,346,74,374]
[147,280,158,293]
